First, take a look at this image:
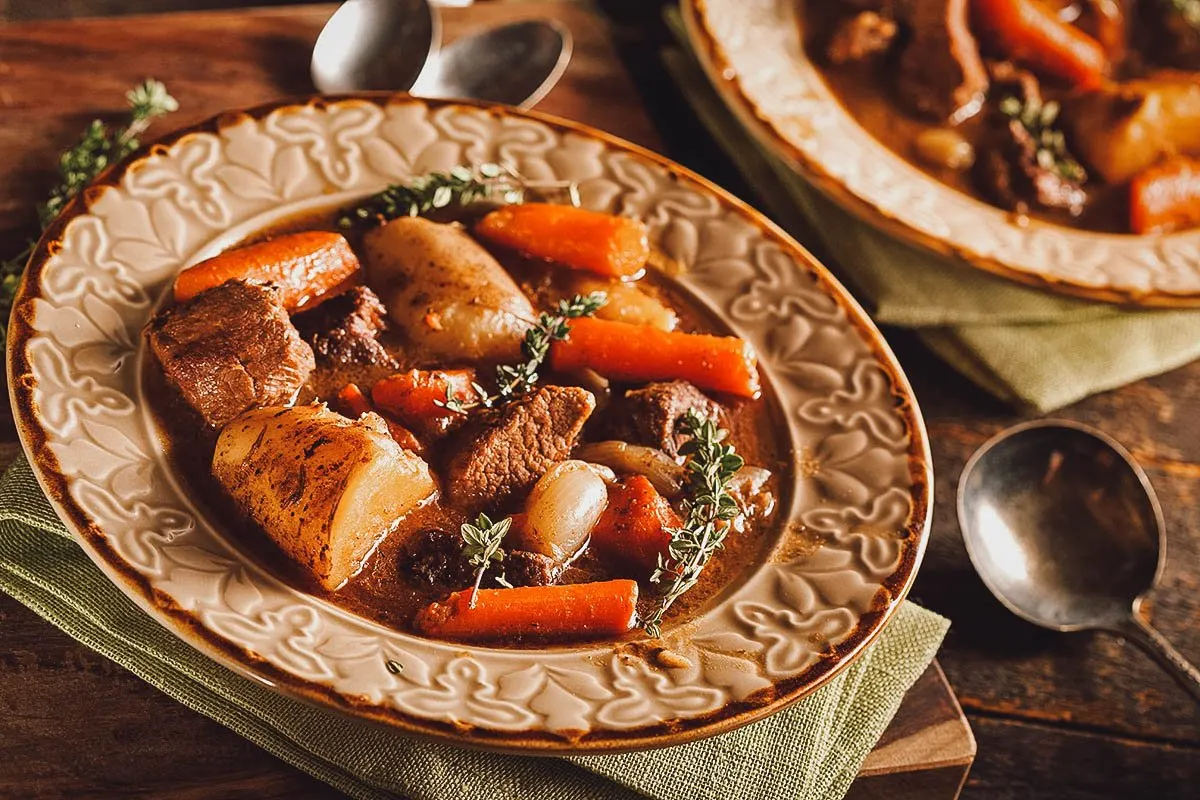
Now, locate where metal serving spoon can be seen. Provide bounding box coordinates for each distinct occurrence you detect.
[409,19,572,109]
[311,0,571,109]
[311,0,440,94]
[958,420,1200,702]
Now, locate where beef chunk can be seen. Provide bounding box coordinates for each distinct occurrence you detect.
[402,530,474,590]
[893,0,988,122]
[975,64,1089,217]
[445,386,595,511]
[827,11,898,64]
[292,285,395,368]
[609,380,722,459]
[146,280,315,429]
[505,550,565,587]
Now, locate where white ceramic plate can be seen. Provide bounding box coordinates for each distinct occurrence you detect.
[8,95,930,752]
[684,0,1200,307]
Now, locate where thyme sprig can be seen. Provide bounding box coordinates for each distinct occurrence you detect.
[0,79,177,343]
[999,94,1086,184]
[439,292,607,414]
[338,163,523,229]
[460,513,514,608]
[642,410,745,637]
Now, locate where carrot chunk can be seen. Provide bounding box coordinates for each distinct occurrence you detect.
[475,204,650,278]
[336,383,422,454]
[415,580,639,642]
[371,369,478,435]
[1130,157,1200,235]
[591,476,680,575]
[174,231,360,312]
[549,317,760,399]
[972,0,1109,88]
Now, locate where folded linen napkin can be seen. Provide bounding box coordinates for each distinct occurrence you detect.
[663,9,1200,412]
[0,456,948,800]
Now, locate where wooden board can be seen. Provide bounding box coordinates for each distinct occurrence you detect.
[0,2,973,799]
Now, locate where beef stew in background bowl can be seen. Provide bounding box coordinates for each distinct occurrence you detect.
[9,96,929,750]
[685,0,1200,306]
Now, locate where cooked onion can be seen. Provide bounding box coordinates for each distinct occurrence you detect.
[728,466,775,532]
[574,441,684,497]
[914,128,975,171]
[518,461,610,561]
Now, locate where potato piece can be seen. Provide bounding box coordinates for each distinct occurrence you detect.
[213,405,435,590]
[362,217,534,363]
[1068,78,1200,184]
[562,274,677,331]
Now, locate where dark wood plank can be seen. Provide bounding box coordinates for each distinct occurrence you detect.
[965,714,1200,800]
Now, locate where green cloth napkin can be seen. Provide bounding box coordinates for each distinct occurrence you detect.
[663,10,1200,412]
[0,455,948,800]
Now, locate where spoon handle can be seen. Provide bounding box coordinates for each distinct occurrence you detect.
[1116,615,1200,703]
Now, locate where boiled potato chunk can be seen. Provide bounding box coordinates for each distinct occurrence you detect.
[213,404,435,590]
[362,216,534,363]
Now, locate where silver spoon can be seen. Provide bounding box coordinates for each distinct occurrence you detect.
[311,0,440,94]
[958,419,1200,702]
[409,19,572,109]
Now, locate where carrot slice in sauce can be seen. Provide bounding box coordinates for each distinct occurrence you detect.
[415,580,639,642]
[174,231,360,311]
[475,203,650,278]
[549,317,760,399]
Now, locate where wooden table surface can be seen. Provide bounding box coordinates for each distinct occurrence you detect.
[1,2,1198,799]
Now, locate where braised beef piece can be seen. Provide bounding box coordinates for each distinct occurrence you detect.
[505,550,565,587]
[402,530,474,589]
[609,380,722,459]
[827,11,898,64]
[145,280,315,429]
[445,385,595,511]
[1139,1,1200,70]
[975,64,1089,217]
[893,0,988,122]
[292,285,395,368]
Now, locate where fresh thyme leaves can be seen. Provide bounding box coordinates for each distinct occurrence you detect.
[439,291,607,414]
[0,79,177,343]
[460,513,513,608]
[642,410,744,638]
[1167,0,1200,28]
[337,163,523,229]
[384,659,404,674]
[998,94,1086,184]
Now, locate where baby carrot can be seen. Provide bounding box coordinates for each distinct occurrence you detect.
[973,0,1109,89]
[1130,157,1200,235]
[371,369,479,435]
[174,231,361,311]
[475,203,650,278]
[414,580,639,642]
[591,476,680,575]
[549,317,760,399]
[336,383,422,454]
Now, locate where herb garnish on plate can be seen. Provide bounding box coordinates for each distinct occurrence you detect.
[439,291,607,414]
[0,80,178,343]
[460,513,514,608]
[642,409,745,637]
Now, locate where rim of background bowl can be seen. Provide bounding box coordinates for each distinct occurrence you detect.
[683,0,1200,308]
[7,93,933,753]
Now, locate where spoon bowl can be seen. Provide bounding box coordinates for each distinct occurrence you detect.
[312,0,440,94]
[958,420,1200,701]
[410,19,572,109]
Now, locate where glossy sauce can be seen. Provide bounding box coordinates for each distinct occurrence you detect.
[145,207,792,646]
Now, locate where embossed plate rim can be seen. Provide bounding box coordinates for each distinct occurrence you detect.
[683,0,1200,307]
[8,94,931,753]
